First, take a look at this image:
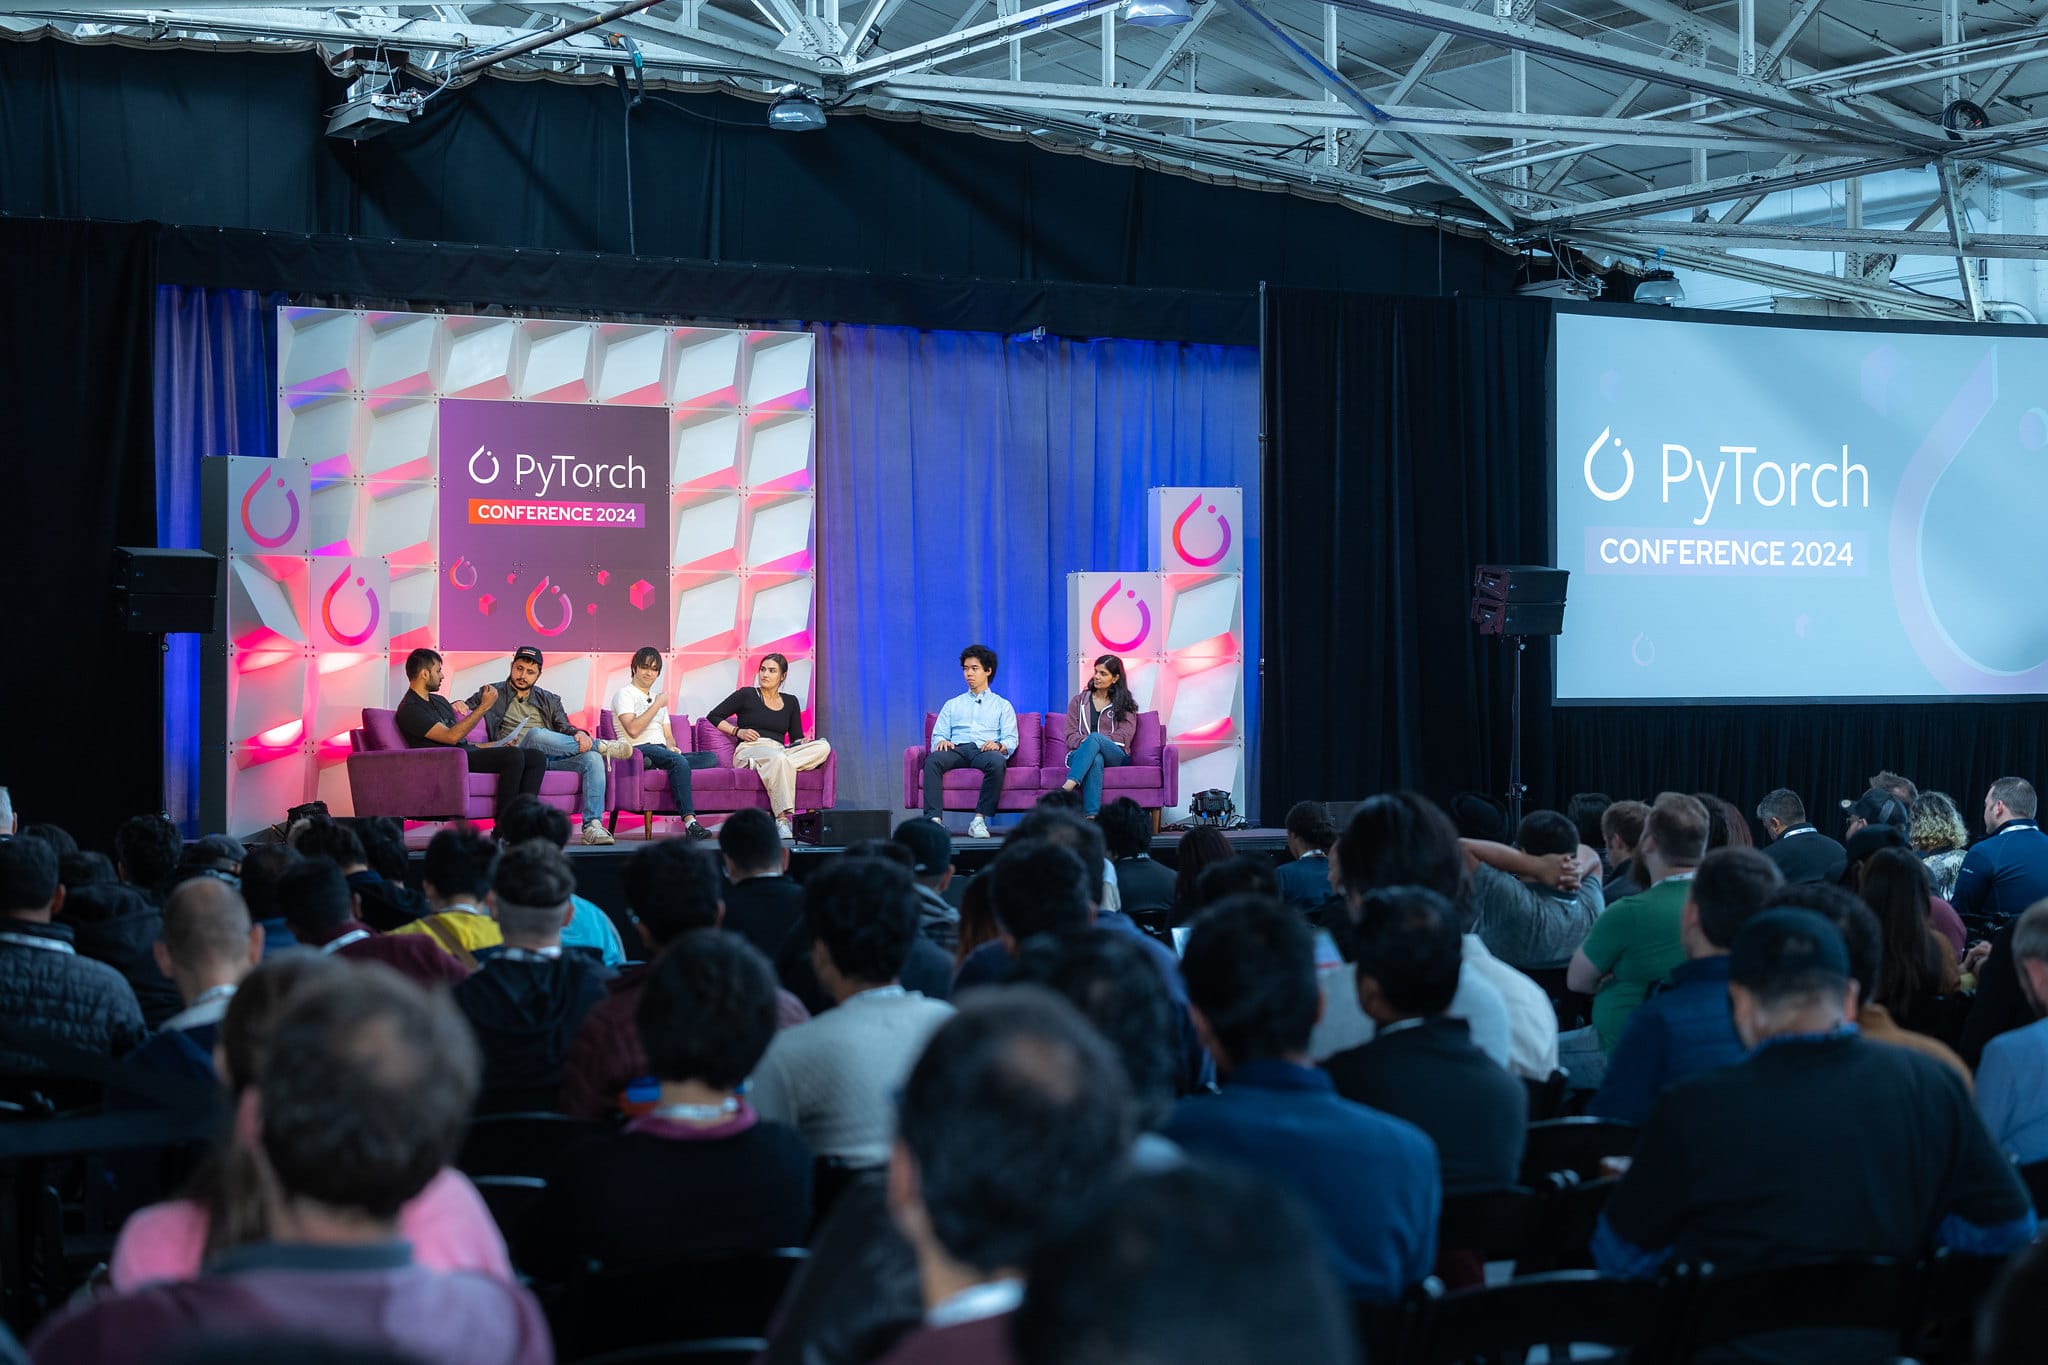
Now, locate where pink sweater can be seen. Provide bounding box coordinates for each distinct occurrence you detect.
[109,1167,514,1291]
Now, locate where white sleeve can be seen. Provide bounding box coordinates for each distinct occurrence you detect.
[610,686,645,720]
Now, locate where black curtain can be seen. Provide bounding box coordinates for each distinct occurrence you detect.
[0,220,162,847]
[1260,288,1553,815]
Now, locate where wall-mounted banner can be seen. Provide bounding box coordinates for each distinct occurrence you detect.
[1149,487,1242,574]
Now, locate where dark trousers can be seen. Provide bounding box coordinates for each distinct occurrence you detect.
[467,744,548,818]
[635,744,697,815]
[924,746,1008,818]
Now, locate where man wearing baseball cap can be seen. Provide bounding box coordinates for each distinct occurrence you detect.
[466,645,635,846]
[1594,908,2033,1330]
[892,817,960,952]
[1839,786,1909,841]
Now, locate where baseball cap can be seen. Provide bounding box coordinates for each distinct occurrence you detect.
[892,817,952,875]
[512,645,544,668]
[1729,907,1851,987]
[1840,788,1907,830]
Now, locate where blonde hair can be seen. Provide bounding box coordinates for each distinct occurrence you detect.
[1909,791,1968,854]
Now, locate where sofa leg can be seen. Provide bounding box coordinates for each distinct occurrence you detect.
[1151,808,1162,834]
[644,813,654,840]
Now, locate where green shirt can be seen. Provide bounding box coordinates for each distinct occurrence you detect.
[1579,874,1692,1052]
[502,693,546,740]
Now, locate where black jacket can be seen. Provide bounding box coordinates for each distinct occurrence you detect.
[465,679,581,744]
[1761,826,1849,887]
[0,919,148,1074]
[454,954,609,1113]
[722,876,807,962]
[347,869,427,933]
[1324,1016,1528,1193]
[60,884,184,1028]
[1112,856,1177,919]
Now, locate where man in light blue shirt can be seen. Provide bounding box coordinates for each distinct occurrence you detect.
[1977,901,2048,1164]
[922,643,1018,839]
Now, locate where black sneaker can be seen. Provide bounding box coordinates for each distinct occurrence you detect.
[684,820,715,841]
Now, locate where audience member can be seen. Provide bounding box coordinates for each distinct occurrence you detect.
[1841,785,1910,842]
[1275,801,1338,911]
[1014,1163,1354,1365]
[108,954,509,1292]
[390,824,501,968]
[1976,901,2048,1163]
[953,875,1000,965]
[0,833,146,1075]
[561,838,807,1120]
[275,860,468,990]
[1012,930,1181,1150]
[114,813,182,904]
[493,797,627,966]
[1169,825,1231,924]
[1869,769,1920,805]
[1952,777,2048,940]
[875,989,1133,1365]
[1860,847,1958,1035]
[1595,910,2031,1343]
[1911,790,1971,900]
[1166,894,1437,1302]
[292,820,421,934]
[1461,809,1605,968]
[454,839,609,1113]
[57,849,115,889]
[350,819,427,919]
[719,806,805,959]
[1567,792,1611,860]
[58,857,183,1027]
[1446,792,1506,843]
[750,857,955,1165]
[894,818,960,951]
[1324,887,1526,1191]
[1754,787,1848,885]
[1097,799,1174,921]
[1588,847,1783,1126]
[1191,856,1276,912]
[39,968,546,1363]
[783,840,955,1009]
[238,844,301,956]
[1600,799,1649,900]
[125,877,264,1087]
[20,822,77,860]
[1564,792,1710,1088]
[169,835,246,894]
[518,930,812,1279]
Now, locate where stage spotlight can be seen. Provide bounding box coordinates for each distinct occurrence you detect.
[767,93,828,131]
[1121,0,1193,26]
[1634,275,1685,307]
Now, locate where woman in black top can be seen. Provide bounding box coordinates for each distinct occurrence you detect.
[705,653,832,839]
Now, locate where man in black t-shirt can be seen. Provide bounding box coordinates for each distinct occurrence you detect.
[395,648,547,820]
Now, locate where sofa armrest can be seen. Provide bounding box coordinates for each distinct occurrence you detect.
[606,749,648,811]
[903,746,930,809]
[1158,743,1180,809]
[346,748,470,819]
[815,748,837,810]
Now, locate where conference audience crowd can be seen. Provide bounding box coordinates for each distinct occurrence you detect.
[4,769,2048,1363]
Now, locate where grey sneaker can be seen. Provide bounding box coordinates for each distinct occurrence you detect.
[967,815,990,839]
[580,821,616,846]
[596,738,635,760]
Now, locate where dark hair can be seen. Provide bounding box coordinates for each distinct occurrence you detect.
[624,839,723,946]
[1009,809,1110,904]
[1514,810,1579,858]
[1014,1163,1353,1365]
[115,814,182,890]
[293,818,367,871]
[492,839,577,938]
[1762,881,1878,1002]
[1013,929,1180,1130]
[990,839,1095,942]
[1035,787,1085,813]
[237,845,301,922]
[421,824,495,903]
[1871,770,1920,805]
[1694,792,1732,850]
[1644,792,1711,866]
[805,856,919,984]
[0,834,60,912]
[496,795,572,850]
[630,646,663,673]
[1602,799,1648,852]
[1193,856,1277,912]
[1690,846,1786,949]
[1283,801,1336,851]
[162,877,253,971]
[956,874,1000,965]
[1755,788,1807,828]
[845,838,917,870]
[1332,792,1463,902]
[1564,794,1611,851]
[20,822,77,859]
[1089,654,1137,721]
[257,968,480,1219]
[1096,799,1153,861]
[1446,792,1506,843]
[637,930,779,1088]
[897,987,1132,1272]
[350,818,410,884]
[1173,826,1234,911]
[403,647,442,680]
[757,651,790,679]
[59,849,117,889]
[1860,848,1943,1012]
[960,643,998,678]
[1182,894,1318,1063]
[718,807,784,876]
[276,858,355,935]
[1351,886,1464,1017]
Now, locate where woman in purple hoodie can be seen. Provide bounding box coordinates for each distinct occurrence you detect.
[1061,654,1140,815]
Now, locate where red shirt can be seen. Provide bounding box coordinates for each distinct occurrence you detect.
[303,920,470,989]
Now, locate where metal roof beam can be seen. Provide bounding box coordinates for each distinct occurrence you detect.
[1132,0,1213,90]
[1563,218,2048,261]
[842,0,1119,83]
[1565,234,1973,319]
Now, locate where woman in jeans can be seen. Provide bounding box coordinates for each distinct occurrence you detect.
[1061,654,1139,815]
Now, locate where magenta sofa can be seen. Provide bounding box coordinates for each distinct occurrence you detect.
[901,710,1178,817]
[606,714,838,837]
[346,707,596,823]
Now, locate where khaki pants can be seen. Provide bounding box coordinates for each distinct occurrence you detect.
[733,738,832,814]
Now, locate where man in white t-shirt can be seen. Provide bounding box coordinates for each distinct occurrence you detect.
[610,648,713,841]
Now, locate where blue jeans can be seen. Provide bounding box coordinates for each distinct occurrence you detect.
[633,744,696,815]
[522,728,605,824]
[1066,734,1128,814]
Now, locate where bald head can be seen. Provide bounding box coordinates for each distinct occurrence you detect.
[159,876,262,998]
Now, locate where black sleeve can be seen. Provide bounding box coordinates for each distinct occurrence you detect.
[395,694,435,745]
[781,701,804,744]
[705,690,747,726]
[1960,921,2027,1068]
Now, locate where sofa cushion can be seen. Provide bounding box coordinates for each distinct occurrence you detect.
[1127,711,1163,764]
[922,710,1041,767]
[694,719,737,766]
[361,708,406,752]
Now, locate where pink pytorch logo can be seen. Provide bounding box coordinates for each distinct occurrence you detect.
[1090,579,1152,653]
[320,563,381,647]
[1171,494,1232,568]
[448,557,479,590]
[525,577,575,636]
[240,471,301,549]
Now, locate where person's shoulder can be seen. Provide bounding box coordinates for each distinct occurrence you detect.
[1985,1015,2048,1066]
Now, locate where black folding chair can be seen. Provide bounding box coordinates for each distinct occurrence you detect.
[563,1248,811,1359]
[1354,1282,1437,1365]
[1522,1071,1569,1123]
[457,1112,607,1179]
[2018,1158,2048,1214]
[1521,1174,1618,1273]
[1437,1187,1550,1269]
[471,1174,548,1241]
[1673,1256,1918,1364]
[1914,1247,2013,1365]
[574,1339,769,1365]
[1518,1117,1638,1185]
[1411,1270,1669,1365]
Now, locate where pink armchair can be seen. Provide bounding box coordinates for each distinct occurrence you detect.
[605,714,838,837]
[902,711,1178,818]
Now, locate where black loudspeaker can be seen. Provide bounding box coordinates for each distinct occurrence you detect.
[791,809,893,847]
[1470,564,1569,638]
[114,547,220,635]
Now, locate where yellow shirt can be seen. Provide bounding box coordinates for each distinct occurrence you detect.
[392,908,504,959]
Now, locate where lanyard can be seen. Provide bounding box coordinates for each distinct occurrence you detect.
[0,930,72,954]
[321,929,372,953]
[648,1097,741,1123]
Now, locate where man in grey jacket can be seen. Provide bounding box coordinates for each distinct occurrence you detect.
[465,644,634,846]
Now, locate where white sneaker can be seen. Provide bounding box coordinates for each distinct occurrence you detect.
[596,738,635,760]
[967,815,990,839]
[580,821,615,846]
[777,817,794,841]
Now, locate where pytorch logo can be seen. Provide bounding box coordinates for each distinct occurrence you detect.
[1090,579,1152,653]
[240,471,301,548]
[1582,426,1636,501]
[525,577,575,636]
[320,563,381,647]
[1171,494,1232,568]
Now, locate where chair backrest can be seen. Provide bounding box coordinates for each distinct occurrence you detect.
[470,1173,548,1239]
[568,1249,811,1358]
[1437,1186,1550,1265]
[1523,1070,1570,1122]
[1416,1270,1668,1365]
[1677,1256,1917,1360]
[456,1111,608,1178]
[2019,1157,2048,1213]
[1520,1117,1639,1185]
[359,707,407,752]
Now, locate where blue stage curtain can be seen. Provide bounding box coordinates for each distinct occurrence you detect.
[812,324,1260,812]
[154,286,280,831]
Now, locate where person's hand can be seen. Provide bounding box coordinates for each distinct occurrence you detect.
[477,684,498,710]
[1534,853,1579,892]
[1599,1156,1633,1178]
[980,741,1005,753]
[451,702,470,719]
[1963,940,1994,976]
[738,728,762,743]
[933,738,955,752]
[575,731,593,754]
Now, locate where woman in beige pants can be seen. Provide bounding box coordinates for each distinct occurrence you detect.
[706,653,831,839]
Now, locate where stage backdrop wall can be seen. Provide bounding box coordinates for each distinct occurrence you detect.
[159,290,1259,825]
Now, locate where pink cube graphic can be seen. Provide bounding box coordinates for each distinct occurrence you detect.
[629,578,654,610]
[478,593,496,615]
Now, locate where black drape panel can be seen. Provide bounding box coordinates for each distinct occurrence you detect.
[0,220,161,846]
[1260,289,1553,814]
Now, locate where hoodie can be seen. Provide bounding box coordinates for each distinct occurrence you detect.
[454,953,608,1113]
